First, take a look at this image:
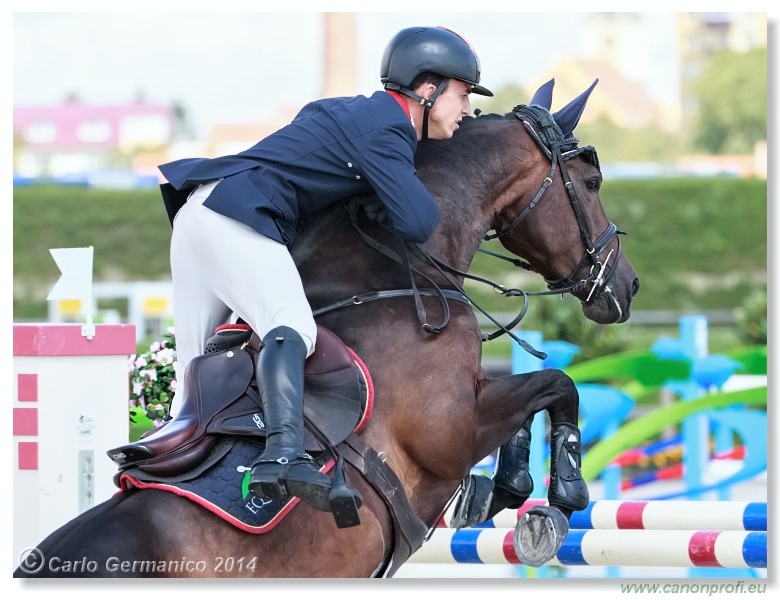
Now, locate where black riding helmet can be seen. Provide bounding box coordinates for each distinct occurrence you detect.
[381,26,492,139]
[381,26,493,102]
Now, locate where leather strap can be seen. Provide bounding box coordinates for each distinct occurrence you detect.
[338,433,429,577]
[312,288,470,318]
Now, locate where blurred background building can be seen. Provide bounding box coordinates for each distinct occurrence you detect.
[12,12,767,185]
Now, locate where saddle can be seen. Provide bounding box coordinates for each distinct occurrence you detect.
[107,324,373,478]
[108,324,430,574]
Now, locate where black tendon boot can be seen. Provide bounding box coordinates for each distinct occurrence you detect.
[492,419,534,507]
[453,419,536,527]
[547,422,589,512]
[513,422,588,567]
[248,326,335,512]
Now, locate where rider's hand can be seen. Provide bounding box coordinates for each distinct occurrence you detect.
[353,196,388,225]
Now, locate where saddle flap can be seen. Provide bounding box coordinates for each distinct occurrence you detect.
[109,325,373,479]
[191,347,255,407]
[302,366,365,451]
[306,326,356,375]
[246,325,355,376]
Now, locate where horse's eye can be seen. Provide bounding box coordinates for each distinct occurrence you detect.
[585,178,601,192]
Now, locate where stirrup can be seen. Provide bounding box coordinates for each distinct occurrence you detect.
[248,454,316,500]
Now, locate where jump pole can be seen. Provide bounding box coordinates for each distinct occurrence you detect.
[440,499,767,531]
[410,528,767,569]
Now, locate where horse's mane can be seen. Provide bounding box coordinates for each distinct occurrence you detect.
[413,111,515,181]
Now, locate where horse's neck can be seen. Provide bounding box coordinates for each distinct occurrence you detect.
[292,205,415,305]
[293,118,520,302]
[415,121,514,269]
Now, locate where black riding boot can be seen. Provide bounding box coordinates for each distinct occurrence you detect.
[547,422,589,513]
[492,418,534,507]
[248,326,334,512]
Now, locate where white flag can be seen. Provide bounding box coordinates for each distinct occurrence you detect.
[47,247,94,301]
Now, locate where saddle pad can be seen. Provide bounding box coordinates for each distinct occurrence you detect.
[119,436,334,534]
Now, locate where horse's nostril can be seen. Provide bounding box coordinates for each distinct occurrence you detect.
[632,278,640,298]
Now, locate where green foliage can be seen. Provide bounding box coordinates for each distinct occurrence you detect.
[574,117,682,163]
[596,177,766,311]
[734,288,767,345]
[13,185,172,319]
[13,177,767,322]
[691,48,767,154]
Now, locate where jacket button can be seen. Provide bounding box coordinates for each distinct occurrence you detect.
[347,162,353,168]
[355,175,361,180]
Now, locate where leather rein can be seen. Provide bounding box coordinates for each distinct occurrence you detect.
[312,105,626,359]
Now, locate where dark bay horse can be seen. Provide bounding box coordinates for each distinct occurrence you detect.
[15,80,638,578]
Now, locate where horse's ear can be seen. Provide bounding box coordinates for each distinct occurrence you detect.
[553,79,599,138]
[529,78,555,109]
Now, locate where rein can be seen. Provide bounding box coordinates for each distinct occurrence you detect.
[313,203,548,359]
[312,105,627,360]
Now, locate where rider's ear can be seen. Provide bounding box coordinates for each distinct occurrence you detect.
[417,82,437,102]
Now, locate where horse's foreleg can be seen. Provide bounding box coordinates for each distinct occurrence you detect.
[487,368,584,508]
[452,369,580,526]
[512,371,589,567]
[511,417,589,566]
[483,368,587,515]
[464,369,589,567]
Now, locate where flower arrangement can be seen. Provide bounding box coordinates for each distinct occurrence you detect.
[128,327,177,436]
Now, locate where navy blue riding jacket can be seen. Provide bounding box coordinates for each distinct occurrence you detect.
[158,90,439,245]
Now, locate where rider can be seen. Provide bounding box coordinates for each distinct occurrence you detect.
[157,26,493,514]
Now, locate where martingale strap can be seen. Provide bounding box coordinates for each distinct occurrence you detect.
[340,200,547,359]
[323,205,461,334]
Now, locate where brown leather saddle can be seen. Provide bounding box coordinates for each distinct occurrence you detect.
[107,324,372,478]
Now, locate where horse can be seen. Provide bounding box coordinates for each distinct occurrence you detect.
[14,79,639,578]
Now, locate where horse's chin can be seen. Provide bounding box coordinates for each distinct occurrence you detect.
[580,289,631,324]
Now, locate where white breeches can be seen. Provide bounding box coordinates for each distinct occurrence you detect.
[168,180,316,416]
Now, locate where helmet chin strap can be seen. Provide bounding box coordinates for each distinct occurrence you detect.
[386,79,450,141]
[421,79,449,141]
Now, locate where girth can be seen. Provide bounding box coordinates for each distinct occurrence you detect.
[337,433,429,578]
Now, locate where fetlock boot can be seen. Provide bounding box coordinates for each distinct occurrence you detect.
[547,422,589,513]
[492,419,534,507]
[248,326,335,512]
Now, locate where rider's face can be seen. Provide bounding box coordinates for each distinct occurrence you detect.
[425,79,472,140]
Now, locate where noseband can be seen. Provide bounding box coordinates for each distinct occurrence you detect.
[484,104,625,300]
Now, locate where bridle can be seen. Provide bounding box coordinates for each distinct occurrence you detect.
[484,104,625,300]
[312,105,628,358]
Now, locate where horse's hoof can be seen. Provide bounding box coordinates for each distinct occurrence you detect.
[513,505,569,567]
